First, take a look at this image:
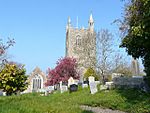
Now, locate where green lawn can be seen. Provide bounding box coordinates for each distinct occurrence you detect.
[0,87,150,113]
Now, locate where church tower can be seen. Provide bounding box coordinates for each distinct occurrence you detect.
[131,58,140,75]
[66,14,96,80]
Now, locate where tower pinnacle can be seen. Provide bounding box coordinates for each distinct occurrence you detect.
[89,13,94,23]
[68,16,71,26]
[88,13,94,32]
[66,16,71,32]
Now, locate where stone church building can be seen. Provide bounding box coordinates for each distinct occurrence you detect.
[25,14,97,92]
[25,67,47,93]
[66,14,96,81]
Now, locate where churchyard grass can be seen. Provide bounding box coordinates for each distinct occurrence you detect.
[0,87,150,113]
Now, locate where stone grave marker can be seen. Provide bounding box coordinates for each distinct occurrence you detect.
[89,82,98,94]
[105,82,114,89]
[2,92,6,96]
[69,84,78,93]
[0,90,3,96]
[47,86,55,94]
[60,86,68,93]
[47,86,54,91]
[60,81,68,93]
[88,76,98,94]
[88,76,95,83]
[82,84,88,88]
[68,77,75,87]
[100,85,108,90]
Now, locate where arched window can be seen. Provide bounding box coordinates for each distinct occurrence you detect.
[32,74,43,91]
[76,35,81,46]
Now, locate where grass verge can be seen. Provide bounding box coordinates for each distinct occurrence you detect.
[0,87,150,113]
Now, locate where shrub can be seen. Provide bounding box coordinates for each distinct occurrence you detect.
[84,67,99,81]
[0,63,28,95]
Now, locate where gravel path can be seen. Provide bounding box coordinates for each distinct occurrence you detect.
[80,105,127,113]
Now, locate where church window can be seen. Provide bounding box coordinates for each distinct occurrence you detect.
[32,74,42,91]
[76,35,82,46]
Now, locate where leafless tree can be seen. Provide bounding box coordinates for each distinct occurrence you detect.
[96,29,114,83]
[0,38,15,67]
[112,52,132,76]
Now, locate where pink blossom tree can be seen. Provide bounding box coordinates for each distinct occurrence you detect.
[45,57,79,86]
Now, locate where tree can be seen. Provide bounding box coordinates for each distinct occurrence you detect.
[45,57,79,86]
[84,67,99,81]
[119,0,150,85]
[112,52,132,76]
[96,29,114,83]
[0,38,15,66]
[0,62,28,95]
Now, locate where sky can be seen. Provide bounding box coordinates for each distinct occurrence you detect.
[0,0,126,74]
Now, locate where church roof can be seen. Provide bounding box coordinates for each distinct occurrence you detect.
[28,66,47,81]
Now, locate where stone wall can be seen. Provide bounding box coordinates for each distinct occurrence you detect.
[113,76,144,89]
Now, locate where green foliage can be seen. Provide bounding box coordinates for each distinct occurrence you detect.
[0,63,28,95]
[0,88,150,113]
[84,68,99,80]
[115,66,132,76]
[120,0,150,86]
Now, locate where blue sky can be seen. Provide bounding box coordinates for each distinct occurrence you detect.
[0,0,125,74]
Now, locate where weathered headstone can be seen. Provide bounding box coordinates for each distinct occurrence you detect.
[89,82,98,94]
[105,82,114,89]
[47,86,54,91]
[60,81,68,93]
[0,90,3,96]
[88,76,98,94]
[60,86,68,93]
[38,88,46,93]
[68,77,75,87]
[69,84,78,93]
[45,90,48,96]
[60,81,62,88]
[100,85,107,90]
[88,76,95,83]
[82,84,88,88]
[3,92,6,96]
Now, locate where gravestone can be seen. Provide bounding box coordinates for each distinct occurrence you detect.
[47,86,54,93]
[69,84,78,93]
[105,82,114,89]
[60,86,68,93]
[82,84,88,88]
[0,90,3,96]
[88,76,95,83]
[45,90,49,96]
[89,82,98,94]
[68,77,74,87]
[60,81,68,93]
[60,81,62,88]
[88,76,98,94]
[100,85,108,90]
[47,86,54,91]
[38,88,46,93]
